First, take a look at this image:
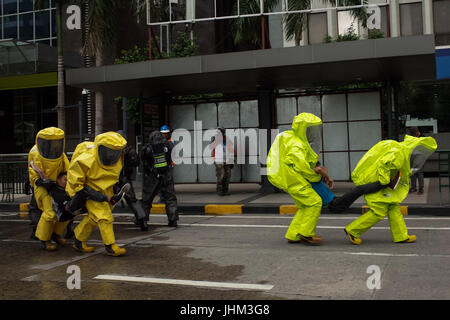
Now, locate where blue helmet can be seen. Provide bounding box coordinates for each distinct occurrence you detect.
[160,125,170,133]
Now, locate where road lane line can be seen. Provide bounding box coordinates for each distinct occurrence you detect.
[344,252,450,258]
[2,219,450,230]
[93,274,274,291]
[173,224,450,231]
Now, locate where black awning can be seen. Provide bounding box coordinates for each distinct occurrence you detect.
[66,35,436,98]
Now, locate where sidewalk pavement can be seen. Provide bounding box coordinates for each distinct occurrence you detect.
[2,178,450,215]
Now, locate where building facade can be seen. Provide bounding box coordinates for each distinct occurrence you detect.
[3,0,450,184]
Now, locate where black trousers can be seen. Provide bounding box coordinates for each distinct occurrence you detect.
[142,168,178,223]
[115,175,147,222]
[328,182,386,213]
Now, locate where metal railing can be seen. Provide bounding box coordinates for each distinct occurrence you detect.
[0,154,30,202]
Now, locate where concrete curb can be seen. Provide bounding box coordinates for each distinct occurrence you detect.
[2,202,450,216]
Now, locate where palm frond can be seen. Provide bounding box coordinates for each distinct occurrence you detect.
[231,0,279,46]
[283,0,310,43]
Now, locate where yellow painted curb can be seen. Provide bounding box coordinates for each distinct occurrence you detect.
[205,205,242,215]
[150,204,166,214]
[280,205,297,215]
[362,205,408,216]
[20,203,30,212]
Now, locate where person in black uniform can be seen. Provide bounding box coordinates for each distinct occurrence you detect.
[115,130,147,230]
[140,131,178,230]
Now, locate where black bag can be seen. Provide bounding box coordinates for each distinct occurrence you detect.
[150,142,170,177]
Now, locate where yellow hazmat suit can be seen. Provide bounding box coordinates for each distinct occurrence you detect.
[345,135,437,243]
[29,127,70,247]
[66,132,127,256]
[267,113,323,243]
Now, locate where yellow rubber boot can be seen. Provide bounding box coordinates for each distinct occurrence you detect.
[105,243,126,257]
[40,241,57,251]
[399,235,417,243]
[344,228,362,245]
[73,238,95,253]
[51,233,66,246]
[51,220,70,246]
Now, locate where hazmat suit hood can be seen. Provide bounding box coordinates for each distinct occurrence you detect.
[292,113,323,162]
[351,135,437,204]
[267,113,323,192]
[95,132,127,167]
[36,127,65,160]
[28,127,69,189]
[400,134,437,175]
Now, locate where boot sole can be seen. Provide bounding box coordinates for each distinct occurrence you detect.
[298,235,323,245]
[287,239,303,244]
[72,245,95,253]
[106,251,126,257]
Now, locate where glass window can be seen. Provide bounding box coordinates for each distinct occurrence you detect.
[338,10,359,36]
[33,0,49,10]
[400,2,423,36]
[276,97,297,124]
[240,100,258,128]
[0,18,3,39]
[4,0,18,15]
[218,101,239,128]
[149,0,170,23]
[35,10,50,39]
[433,0,450,46]
[19,0,33,12]
[323,122,348,151]
[51,9,56,38]
[307,12,327,44]
[36,39,50,45]
[4,15,18,38]
[171,0,187,21]
[367,5,388,38]
[196,103,217,129]
[18,13,33,40]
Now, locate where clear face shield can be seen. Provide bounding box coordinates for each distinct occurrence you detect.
[306,125,322,155]
[37,138,64,159]
[410,145,434,174]
[98,145,123,166]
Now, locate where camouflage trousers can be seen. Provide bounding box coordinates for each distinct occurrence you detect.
[215,164,233,194]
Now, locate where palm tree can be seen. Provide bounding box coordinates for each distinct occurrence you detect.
[34,0,72,131]
[80,0,118,135]
[82,0,146,136]
[231,0,279,48]
[283,0,310,46]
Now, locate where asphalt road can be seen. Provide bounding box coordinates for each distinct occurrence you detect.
[1,212,450,302]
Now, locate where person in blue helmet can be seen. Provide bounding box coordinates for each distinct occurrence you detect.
[141,130,179,229]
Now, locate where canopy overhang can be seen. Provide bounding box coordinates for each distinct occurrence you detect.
[66,35,437,98]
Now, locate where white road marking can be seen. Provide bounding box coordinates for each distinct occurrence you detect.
[94,274,274,291]
[173,223,450,231]
[344,252,419,257]
[0,213,19,217]
[344,252,450,258]
[2,219,450,231]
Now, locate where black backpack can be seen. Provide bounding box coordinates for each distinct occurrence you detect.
[149,142,170,177]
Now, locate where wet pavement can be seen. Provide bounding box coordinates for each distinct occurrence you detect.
[1,212,450,301]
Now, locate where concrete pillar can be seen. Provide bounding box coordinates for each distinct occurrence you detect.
[327,8,338,39]
[389,0,401,37]
[423,0,434,34]
[258,90,276,194]
[300,28,309,46]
